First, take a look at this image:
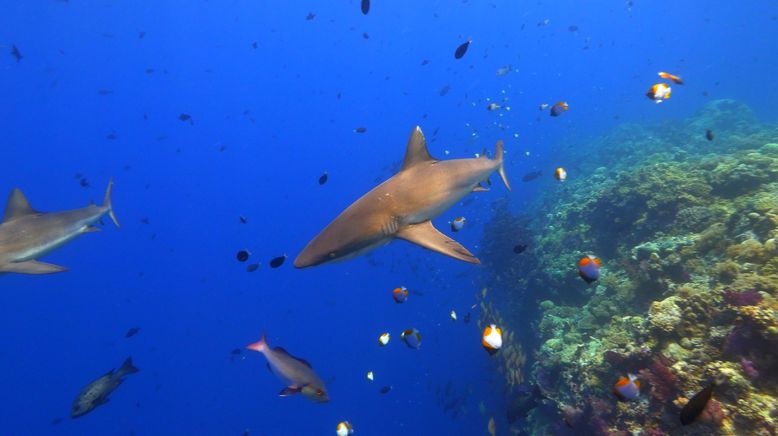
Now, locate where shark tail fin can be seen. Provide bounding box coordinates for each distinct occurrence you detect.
[494,140,511,191]
[103,178,120,228]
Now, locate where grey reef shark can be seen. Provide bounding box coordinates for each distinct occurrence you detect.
[0,179,119,274]
[295,126,510,268]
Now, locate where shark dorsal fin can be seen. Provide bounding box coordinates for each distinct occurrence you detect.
[3,189,39,222]
[401,126,435,170]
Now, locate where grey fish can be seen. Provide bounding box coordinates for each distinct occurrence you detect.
[71,357,139,418]
[246,334,329,403]
[0,179,119,274]
[294,126,510,268]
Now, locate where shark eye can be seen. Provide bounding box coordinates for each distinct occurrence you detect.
[328,252,337,258]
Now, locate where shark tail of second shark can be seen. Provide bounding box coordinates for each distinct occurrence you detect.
[495,140,511,191]
[103,178,120,228]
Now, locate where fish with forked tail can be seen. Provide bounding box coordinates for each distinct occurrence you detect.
[71,357,139,418]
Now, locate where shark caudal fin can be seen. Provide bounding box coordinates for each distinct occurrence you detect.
[494,140,511,191]
[102,178,120,228]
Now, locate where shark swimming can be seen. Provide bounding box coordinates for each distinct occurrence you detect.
[0,179,119,274]
[294,126,510,268]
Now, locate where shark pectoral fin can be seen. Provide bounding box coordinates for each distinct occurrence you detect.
[279,386,302,397]
[473,185,489,192]
[396,221,480,264]
[0,260,68,274]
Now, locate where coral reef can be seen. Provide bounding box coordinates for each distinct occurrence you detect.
[480,100,778,435]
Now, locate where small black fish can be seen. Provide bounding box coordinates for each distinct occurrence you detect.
[252,41,258,49]
[97,89,113,95]
[231,348,242,355]
[680,383,715,425]
[454,39,471,59]
[306,12,316,20]
[439,85,451,96]
[354,127,367,133]
[421,59,429,66]
[79,178,89,188]
[11,44,22,62]
[140,217,150,225]
[178,113,193,124]
[362,32,369,39]
[705,129,714,141]
[463,312,471,324]
[138,31,146,39]
[239,215,248,224]
[361,0,370,15]
[513,244,527,254]
[125,327,140,338]
[269,255,287,268]
[568,25,578,32]
[319,171,328,185]
[106,132,118,140]
[246,263,259,272]
[521,171,542,182]
[379,385,393,394]
[236,250,250,262]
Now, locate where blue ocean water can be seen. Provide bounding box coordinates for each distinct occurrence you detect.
[1,1,777,435]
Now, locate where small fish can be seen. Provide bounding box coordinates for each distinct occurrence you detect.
[680,383,715,425]
[482,324,502,355]
[495,65,511,76]
[337,421,354,436]
[401,328,422,349]
[306,12,316,20]
[366,371,374,381]
[236,250,250,262]
[125,327,140,338]
[178,113,192,122]
[11,44,22,62]
[658,71,684,85]
[513,244,527,254]
[378,332,390,346]
[578,254,601,283]
[363,32,369,39]
[392,286,409,303]
[138,31,146,39]
[646,83,671,104]
[246,263,259,272]
[487,103,501,111]
[379,385,393,394]
[554,167,567,181]
[454,39,471,59]
[71,357,139,418]
[521,171,542,182]
[705,129,714,141]
[269,255,286,268]
[463,312,471,324]
[318,172,328,185]
[568,25,579,32]
[252,41,258,49]
[79,178,89,188]
[247,334,329,402]
[488,417,496,436]
[239,215,248,224]
[450,310,457,321]
[539,103,549,111]
[550,101,569,117]
[439,85,451,96]
[421,59,430,66]
[361,0,370,15]
[612,374,640,401]
[354,127,367,133]
[450,216,466,232]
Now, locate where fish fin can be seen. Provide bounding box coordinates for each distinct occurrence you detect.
[396,220,480,264]
[279,386,302,397]
[82,225,100,233]
[472,185,489,192]
[117,357,139,377]
[0,260,67,274]
[3,188,40,222]
[494,140,511,191]
[401,126,435,170]
[246,333,267,353]
[102,178,120,228]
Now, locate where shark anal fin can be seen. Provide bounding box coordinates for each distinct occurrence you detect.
[3,189,40,222]
[396,221,480,264]
[0,260,68,275]
[279,386,302,397]
[401,126,436,170]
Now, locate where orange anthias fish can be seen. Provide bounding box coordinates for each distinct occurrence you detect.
[392,286,409,303]
[246,334,329,403]
[658,71,684,85]
[613,374,640,401]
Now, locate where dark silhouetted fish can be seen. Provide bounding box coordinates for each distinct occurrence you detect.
[354,127,367,133]
[361,0,370,15]
[269,255,286,268]
[71,357,139,418]
[379,385,393,394]
[680,383,715,425]
[439,85,451,96]
[521,171,542,182]
[178,113,193,125]
[236,250,249,262]
[319,172,328,185]
[125,327,140,338]
[454,39,471,59]
[705,129,714,141]
[306,12,316,20]
[239,215,248,224]
[246,263,259,272]
[513,244,527,254]
[11,44,22,62]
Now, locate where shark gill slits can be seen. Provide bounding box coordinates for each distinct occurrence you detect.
[269,255,287,268]
[454,39,471,59]
[236,250,250,262]
[319,172,328,185]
